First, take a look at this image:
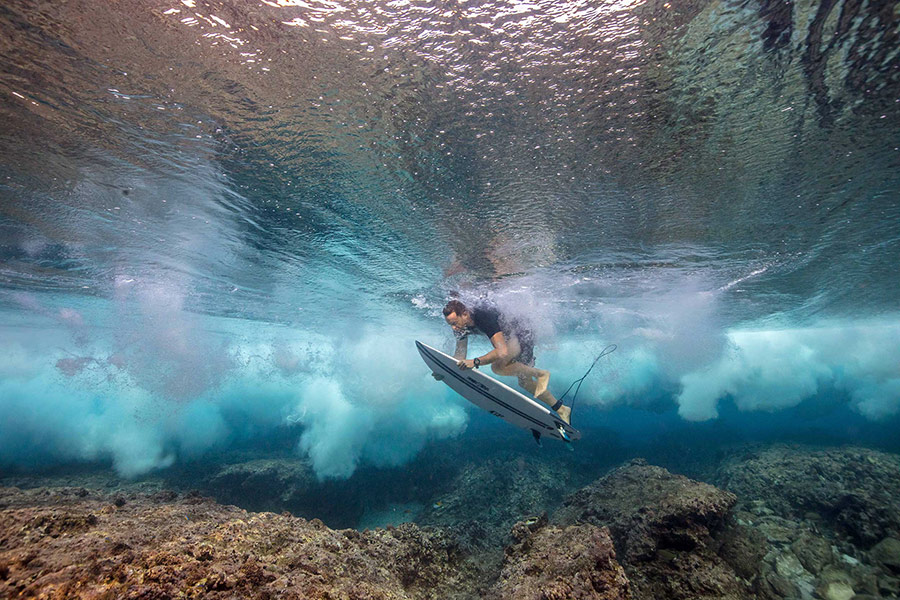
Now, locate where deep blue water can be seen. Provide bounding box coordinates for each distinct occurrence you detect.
[1,0,899,481]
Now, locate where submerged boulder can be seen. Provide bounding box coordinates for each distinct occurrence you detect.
[553,459,757,600]
[870,537,900,574]
[554,458,736,559]
[791,530,836,575]
[489,515,630,600]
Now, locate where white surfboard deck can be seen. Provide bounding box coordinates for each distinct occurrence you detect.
[416,340,581,443]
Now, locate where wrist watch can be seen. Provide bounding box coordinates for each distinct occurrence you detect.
[473,357,481,368]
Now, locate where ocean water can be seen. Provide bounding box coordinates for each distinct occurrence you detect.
[1,0,899,525]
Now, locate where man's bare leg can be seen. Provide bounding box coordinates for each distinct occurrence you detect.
[516,373,571,424]
[490,362,568,425]
[491,339,569,424]
[494,360,547,392]
[533,370,550,398]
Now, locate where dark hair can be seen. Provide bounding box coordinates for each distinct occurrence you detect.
[442,299,468,317]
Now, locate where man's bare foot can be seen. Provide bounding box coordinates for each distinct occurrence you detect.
[557,404,571,424]
[534,370,550,397]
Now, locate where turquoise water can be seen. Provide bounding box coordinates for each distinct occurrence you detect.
[1,0,899,484]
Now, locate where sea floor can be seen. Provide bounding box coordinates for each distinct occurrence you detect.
[2,441,899,599]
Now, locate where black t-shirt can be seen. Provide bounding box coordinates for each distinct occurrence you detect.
[470,304,503,339]
[461,304,535,364]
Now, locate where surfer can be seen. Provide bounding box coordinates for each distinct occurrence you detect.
[441,299,570,424]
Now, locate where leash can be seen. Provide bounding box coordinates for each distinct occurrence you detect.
[557,344,616,414]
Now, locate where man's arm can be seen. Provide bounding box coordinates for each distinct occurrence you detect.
[477,332,508,365]
[458,332,508,369]
[453,336,468,360]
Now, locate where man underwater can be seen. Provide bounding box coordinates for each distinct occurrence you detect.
[441,299,570,424]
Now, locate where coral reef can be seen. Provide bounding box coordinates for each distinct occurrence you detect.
[0,483,630,600]
[553,458,757,600]
[0,485,475,599]
[5,444,900,599]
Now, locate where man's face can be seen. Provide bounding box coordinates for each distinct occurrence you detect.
[445,311,471,334]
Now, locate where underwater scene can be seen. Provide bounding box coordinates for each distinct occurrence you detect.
[1,0,899,598]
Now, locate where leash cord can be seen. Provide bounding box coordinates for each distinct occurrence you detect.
[557,344,616,414]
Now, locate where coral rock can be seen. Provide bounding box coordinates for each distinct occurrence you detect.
[490,518,629,600]
[0,486,473,600]
[715,446,900,547]
[553,459,754,600]
[815,581,855,600]
[870,537,900,574]
[790,531,834,575]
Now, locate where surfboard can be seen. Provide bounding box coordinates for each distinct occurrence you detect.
[416,340,581,444]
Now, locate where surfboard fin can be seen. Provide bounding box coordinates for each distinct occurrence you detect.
[557,425,571,443]
[531,429,542,447]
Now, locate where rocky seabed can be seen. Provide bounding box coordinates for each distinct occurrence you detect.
[1,445,898,599]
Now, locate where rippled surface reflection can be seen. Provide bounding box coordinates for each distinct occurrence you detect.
[1,0,899,325]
